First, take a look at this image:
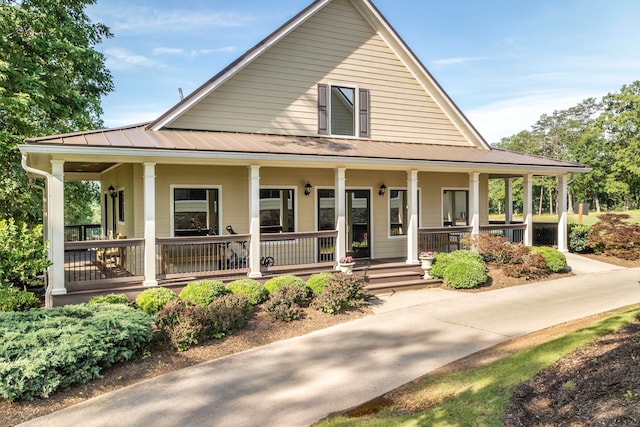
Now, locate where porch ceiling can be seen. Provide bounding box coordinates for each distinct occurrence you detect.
[64,162,116,173]
[23,124,588,174]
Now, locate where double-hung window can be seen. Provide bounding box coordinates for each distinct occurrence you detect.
[318,84,370,137]
[260,189,295,233]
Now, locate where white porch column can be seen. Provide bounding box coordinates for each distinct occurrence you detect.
[557,174,569,252]
[523,174,534,246]
[248,165,262,278]
[406,170,419,264]
[469,172,480,235]
[143,163,157,286]
[49,160,66,295]
[335,167,346,266]
[505,178,513,224]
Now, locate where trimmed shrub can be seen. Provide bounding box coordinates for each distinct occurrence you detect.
[530,247,567,272]
[226,279,267,305]
[442,260,487,289]
[587,213,640,260]
[0,286,40,312]
[473,233,514,264]
[208,294,253,337]
[0,304,153,400]
[430,250,483,279]
[265,285,307,321]
[307,272,333,295]
[311,273,365,314]
[156,299,209,351]
[135,287,177,316]
[0,219,50,288]
[88,293,130,305]
[263,274,308,295]
[179,280,228,307]
[568,223,591,253]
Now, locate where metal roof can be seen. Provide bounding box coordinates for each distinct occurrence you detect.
[24,124,586,171]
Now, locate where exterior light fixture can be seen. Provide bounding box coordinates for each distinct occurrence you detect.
[304,182,312,196]
[108,185,117,199]
[378,183,387,196]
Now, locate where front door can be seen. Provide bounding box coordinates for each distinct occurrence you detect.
[346,190,370,258]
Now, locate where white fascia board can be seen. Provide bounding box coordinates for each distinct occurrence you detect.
[150,0,331,131]
[19,144,590,175]
[352,0,491,151]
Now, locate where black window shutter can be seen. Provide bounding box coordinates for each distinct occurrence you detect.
[359,88,370,138]
[318,84,328,135]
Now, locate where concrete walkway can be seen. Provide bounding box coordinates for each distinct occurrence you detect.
[21,257,640,427]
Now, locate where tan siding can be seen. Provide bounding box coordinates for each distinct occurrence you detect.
[170,0,471,146]
[101,164,135,238]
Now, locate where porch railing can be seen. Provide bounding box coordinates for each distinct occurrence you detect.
[156,234,251,279]
[418,226,472,253]
[479,224,526,244]
[533,222,559,246]
[260,230,338,268]
[64,224,102,242]
[64,238,145,288]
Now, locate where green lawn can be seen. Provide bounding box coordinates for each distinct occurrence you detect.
[315,306,640,427]
[490,209,640,226]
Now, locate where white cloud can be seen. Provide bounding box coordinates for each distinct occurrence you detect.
[105,48,164,69]
[152,47,183,55]
[102,107,168,128]
[431,56,487,66]
[98,8,254,34]
[152,46,236,57]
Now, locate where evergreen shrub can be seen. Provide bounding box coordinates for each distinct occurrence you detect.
[442,260,487,289]
[306,272,333,294]
[530,247,567,272]
[0,219,50,288]
[135,287,177,315]
[568,223,591,253]
[263,274,308,295]
[0,304,153,400]
[226,279,267,305]
[179,280,228,307]
[0,286,40,312]
[88,293,130,305]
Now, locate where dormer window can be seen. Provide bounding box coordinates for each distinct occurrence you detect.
[318,84,370,138]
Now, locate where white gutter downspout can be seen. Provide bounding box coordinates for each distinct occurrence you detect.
[21,154,53,309]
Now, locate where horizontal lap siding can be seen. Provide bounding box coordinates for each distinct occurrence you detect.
[170,0,470,146]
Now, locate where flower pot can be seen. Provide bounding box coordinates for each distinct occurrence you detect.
[419,256,433,279]
[338,262,355,275]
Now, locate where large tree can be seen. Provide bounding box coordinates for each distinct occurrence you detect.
[0,0,112,223]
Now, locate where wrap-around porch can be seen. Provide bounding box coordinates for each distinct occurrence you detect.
[51,162,569,303]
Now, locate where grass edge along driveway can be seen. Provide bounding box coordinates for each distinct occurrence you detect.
[316,305,640,427]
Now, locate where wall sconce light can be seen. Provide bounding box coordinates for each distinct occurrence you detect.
[304,182,312,196]
[108,185,117,199]
[378,183,387,196]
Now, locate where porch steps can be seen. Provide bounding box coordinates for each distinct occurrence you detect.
[356,260,443,294]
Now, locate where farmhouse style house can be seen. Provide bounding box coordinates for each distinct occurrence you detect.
[20,0,587,304]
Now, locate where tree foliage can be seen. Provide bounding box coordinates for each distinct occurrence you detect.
[491,82,640,213]
[0,0,113,223]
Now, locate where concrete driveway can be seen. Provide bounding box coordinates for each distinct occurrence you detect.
[21,258,640,427]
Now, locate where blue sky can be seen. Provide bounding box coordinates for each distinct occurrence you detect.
[87,0,640,143]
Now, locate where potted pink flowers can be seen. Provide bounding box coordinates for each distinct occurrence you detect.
[337,255,355,275]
